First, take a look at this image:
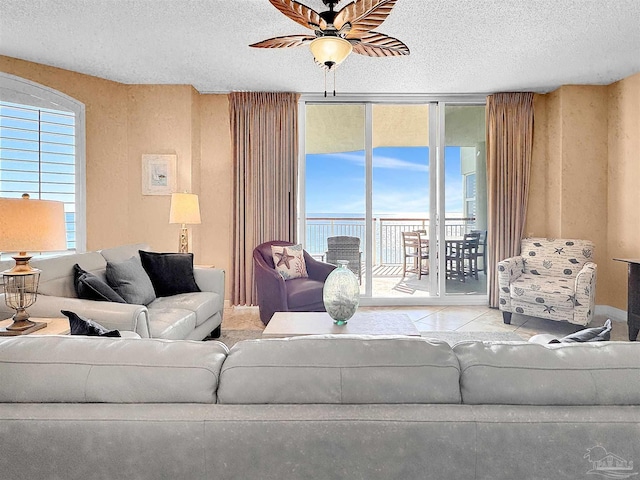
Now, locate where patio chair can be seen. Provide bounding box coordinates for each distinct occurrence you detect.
[401,231,429,279]
[325,236,362,283]
[446,232,480,282]
[253,241,336,325]
[471,229,487,274]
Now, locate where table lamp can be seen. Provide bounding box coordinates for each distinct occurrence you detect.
[169,193,201,253]
[0,194,67,335]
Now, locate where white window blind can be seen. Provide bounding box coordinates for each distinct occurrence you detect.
[0,100,77,250]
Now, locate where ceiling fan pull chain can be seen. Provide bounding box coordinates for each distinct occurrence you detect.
[324,68,327,97]
[333,68,336,97]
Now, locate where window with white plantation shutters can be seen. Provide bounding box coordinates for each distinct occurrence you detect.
[0,72,86,257]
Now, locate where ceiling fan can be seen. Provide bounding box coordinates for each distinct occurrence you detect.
[250,0,410,71]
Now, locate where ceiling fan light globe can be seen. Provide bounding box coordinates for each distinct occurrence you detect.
[310,37,352,68]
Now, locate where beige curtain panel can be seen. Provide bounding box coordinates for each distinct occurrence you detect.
[486,92,534,308]
[229,91,300,306]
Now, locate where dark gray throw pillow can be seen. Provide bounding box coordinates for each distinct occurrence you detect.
[550,319,612,343]
[73,264,126,303]
[106,256,156,305]
[61,310,121,337]
[139,250,201,297]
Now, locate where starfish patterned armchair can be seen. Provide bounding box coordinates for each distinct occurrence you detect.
[253,241,336,325]
[498,238,597,326]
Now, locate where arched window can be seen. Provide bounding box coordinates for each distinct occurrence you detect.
[0,72,86,254]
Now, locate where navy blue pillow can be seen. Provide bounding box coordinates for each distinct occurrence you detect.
[139,251,201,297]
[73,264,126,303]
[61,310,121,337]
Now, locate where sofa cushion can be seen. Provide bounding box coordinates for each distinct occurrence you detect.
[106,256,156,305]
[218,336,461,404]
[139,251,200,297]
[0,335,228,403]
[99,243,149,264]
[286,277,325,310]
[73,264,126,303]
[521,238,594,277]
[147,308,197,339]
[62,310,121,337]
[509,273,576,306]
[454,341,640,405]
[30,251,107,298]
[148,292,221,327]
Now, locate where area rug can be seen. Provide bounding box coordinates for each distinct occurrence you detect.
[213,329,524,348]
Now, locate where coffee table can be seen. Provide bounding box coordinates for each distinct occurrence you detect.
[262,311,420,338]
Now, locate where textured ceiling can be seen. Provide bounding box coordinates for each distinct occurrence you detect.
[1,0,639,95]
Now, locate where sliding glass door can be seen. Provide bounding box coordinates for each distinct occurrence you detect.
[442,105,488,296]
[300,99,486,304]
[303,104,369,293]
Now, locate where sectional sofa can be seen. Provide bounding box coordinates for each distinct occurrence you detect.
[0,244,225,340]
[1,334,638,479]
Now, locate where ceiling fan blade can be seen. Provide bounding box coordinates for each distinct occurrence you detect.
[351,32,410,57]
[334,0,398,37]
[250,35,316,49]
[268,0,327,31]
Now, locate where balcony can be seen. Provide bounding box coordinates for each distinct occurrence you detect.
[305,216,487,297]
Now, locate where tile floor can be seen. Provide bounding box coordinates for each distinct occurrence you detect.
[222,305,629,342]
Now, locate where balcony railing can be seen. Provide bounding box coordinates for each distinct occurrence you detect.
[305,216,476,264]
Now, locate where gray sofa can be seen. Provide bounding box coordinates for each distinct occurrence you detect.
[0,244,224,340]
[1,333,639,479]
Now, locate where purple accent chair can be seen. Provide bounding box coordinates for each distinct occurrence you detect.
[253,241,336,325]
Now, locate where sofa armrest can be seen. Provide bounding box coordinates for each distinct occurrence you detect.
[193,267,225,295]
[574,262,597,326]
[16,295,151,338]
[497,256,524,311]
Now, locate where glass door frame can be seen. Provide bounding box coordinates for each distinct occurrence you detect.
[298,94,487,306]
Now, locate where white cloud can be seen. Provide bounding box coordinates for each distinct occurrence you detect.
[326,152,428,172]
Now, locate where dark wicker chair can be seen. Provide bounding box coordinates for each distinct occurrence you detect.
[253,240,336,325]
[325,236,362,283]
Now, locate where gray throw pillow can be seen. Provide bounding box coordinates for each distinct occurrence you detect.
[550,319,612,343]
[106,256,156,305]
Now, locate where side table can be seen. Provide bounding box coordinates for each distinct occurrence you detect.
[0,317,70,336]
[613,258,640,341]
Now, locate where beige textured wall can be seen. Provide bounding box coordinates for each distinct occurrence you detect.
[526,75,640,309]
[526,94,548,237]
[606,73,640,309]
[0,56,233,301]
[198,95,233,294]
[125,84,197,252]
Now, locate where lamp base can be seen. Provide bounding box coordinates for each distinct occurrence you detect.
[0,320,46,336]
[178,225,189,253]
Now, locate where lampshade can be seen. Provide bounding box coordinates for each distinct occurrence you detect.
[169,193,201,225]
[0,195,67,254]
[309,36,353,68]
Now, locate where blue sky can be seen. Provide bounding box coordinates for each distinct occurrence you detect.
[306,146,463,216]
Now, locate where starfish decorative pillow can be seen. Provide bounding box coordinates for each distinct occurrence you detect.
[271,244,308,280]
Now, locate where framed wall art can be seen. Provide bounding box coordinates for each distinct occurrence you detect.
[142,154,177,195]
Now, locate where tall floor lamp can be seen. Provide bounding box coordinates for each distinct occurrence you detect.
[169,193,201,253]
[0,194,67,335]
